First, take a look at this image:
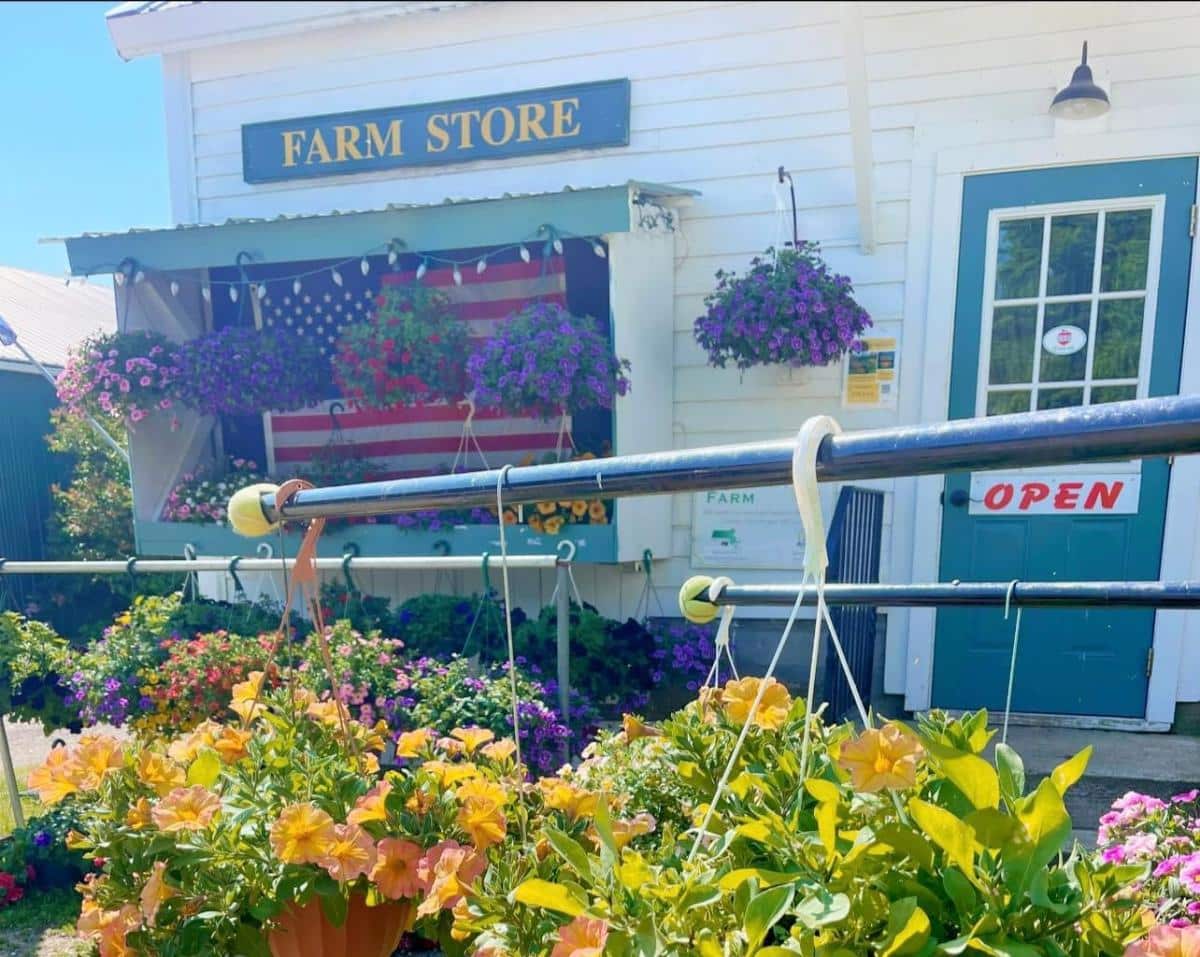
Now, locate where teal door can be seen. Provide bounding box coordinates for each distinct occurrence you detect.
[933,158,1195,718]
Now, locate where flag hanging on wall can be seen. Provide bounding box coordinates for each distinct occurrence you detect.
[260,251,570,479]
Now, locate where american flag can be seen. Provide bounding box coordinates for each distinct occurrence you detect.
[256,250,572,479]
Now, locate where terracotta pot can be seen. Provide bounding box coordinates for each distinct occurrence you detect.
[268,895,415,957]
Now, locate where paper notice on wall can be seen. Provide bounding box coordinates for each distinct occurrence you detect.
[843,336,899,408]
[692,485,834,569]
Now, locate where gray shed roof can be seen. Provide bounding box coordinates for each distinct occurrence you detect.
[0,268,115,370]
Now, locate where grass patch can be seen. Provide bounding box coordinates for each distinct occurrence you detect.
[0,888,79,934]
[0,767,42,838]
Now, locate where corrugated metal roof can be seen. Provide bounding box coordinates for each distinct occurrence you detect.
[107,1,198,18]
[50,182,699,243]
[0,268,115,369]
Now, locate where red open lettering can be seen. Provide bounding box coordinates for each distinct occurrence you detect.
[1053,481,1084,510]
[1084,481,1124,510]
[983,483,1014,510]
[1018,482,1050,510]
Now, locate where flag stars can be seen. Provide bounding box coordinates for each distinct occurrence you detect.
[324,293,332,303]
[283,296,292,306]
[303,295,312,304]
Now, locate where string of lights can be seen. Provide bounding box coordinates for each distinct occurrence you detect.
[74,224,607,303]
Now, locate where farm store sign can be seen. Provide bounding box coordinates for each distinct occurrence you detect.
[242,79,631,183]
[968,472,1141,515]
[692,485,836,570]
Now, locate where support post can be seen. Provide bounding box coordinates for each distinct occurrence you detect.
[555,561,571,756]
[0,716,24,829]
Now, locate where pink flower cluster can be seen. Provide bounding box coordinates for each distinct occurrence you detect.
[56,332,180,425]
[162,457,268,524]
[1099,788,1200,930]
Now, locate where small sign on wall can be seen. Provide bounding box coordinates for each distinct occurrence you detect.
[843,336,899,408]
[968,472,1141,515]
[692,485,814,569]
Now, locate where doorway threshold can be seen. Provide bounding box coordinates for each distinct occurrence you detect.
[923,709,1170,733]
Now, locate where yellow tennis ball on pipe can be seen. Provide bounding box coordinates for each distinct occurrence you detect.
[679,575,719,624]
[227,483,282,538]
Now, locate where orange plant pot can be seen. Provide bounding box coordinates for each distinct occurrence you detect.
[267,895,415,957]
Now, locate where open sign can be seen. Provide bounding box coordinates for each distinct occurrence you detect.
[968,472,1141,515]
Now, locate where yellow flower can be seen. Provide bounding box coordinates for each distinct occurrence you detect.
[536,501,558,516]
[543,515,565,535]
[212,727,252,764]
[125,798,153,830]
[139,862,173,927]
[229,670,267,722]
[450,727,495,755]
[837,722,923,793]
[308,699,351,726]
[394,728,433,758]
[167,721,221,765]
[590,813,656,852]
[65,829,91,850]
[137,751,185,797]
[77,900,141,957]
[551,916,609,957]
[456,778,508,806]
[270,803,337,865]
[450,896,474,942]
[406,788,435,816]
[416,841,486,918]
[538,778,598,822]
[570,500,588,518]
[362,752,380,775]
[422,760,480,788]
[457,796,507,850]
[318,824,377,882]
[480,739,518,764]
[528,514,544,533]
[347,780,392,826]
[620,714,661,743]
[151,786,221,833]
[28,745,78,805]
[69,734,125,791]
[371,837,424,900]
[720,677,793,731]
[502,509,518,525]
[587,500,607,523]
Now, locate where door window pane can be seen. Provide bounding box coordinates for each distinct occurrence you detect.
[1037,387,1084,411]
[1091,384,1137,405]
[988,305,1037,384]
[1039,301,1091,382]
[987,391,1031,416]
[1046,213,1098,295]
[1093,298,1145,380]
[1101,209,1152,292]
[995,218,1043,299]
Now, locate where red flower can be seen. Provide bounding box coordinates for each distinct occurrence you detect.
[400,350,412,364]
[428,334,441,344]
[382,339,396,353]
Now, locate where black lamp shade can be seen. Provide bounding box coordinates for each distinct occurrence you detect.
[1051,42,1110,119]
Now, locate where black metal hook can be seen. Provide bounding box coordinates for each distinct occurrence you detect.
[227,556,247,600]
[328,401,345,434]
[777,166,799,248]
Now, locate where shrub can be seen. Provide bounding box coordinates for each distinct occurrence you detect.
[0,612,74,733]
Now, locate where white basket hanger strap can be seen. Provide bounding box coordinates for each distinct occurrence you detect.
[705,576,740,686]
[792,415,841,579]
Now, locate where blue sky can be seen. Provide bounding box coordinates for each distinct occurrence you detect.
[0,2,168,277]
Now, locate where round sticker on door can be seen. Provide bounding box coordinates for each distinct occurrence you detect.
[1042,324,1087,356]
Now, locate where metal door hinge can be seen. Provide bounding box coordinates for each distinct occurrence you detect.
[1146,646,1155,677]
[1190,204,1197,237]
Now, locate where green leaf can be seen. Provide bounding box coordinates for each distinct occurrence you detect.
[1002,779,1072,897]
[965,809,1018,850]
[875,823,935,872]
[511,879,587,917]
[318,891,348,929]
[743,884,795,954]
[718,869,802,892]
[792,890,850,930]
[942,868,978,919]
[1028,870,1072,915]
[233,921,272,957]
[804,779,841,804]
[592,795,619,872]
[815,797,838,857]
[924,740,999,810]
[186,747,221,789]
[993,743,1025,805]
[880,898,931,957]
[908,798,976,876]
[544,826,593,879]
[678,884,723,912]
[1049,746,1092,796]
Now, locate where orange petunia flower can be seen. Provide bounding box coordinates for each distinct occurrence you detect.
[347,779,393,826]
[538,778,599,822]
[450,727,495,755]
[620,714,661,742]
[28,745,78,805]
[422,760,480,788]
[370,837,425,900]
[543,515,565,536]
[136,751,184,797]
[69,734,125,791]
[456,778,508,806]
[571,500,589,518]
[139,861,174,927]
[167,721,222,765]
[536,501,558,516]
[720,677,793,731]
[125,797,153,830]
[480,739,518,763]
[551,916,609,957]
[394,728,433,758]
[151,786,221,833]
[528,514,544,533]
[836,722,924,793]
[587,501,607,523]
[405,789,435,817]
[308,699,352,727]
[229,671,267,723]
[1123,925,1200,957]
[591,813,656,852]
[212,727,252,764]
[416,840,486,918]
[318,824,377,882]
[77,900,141,957]
[457,797,507,850]
[269,803,337,864]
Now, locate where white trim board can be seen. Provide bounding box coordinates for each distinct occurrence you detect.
[898,128,1200,724]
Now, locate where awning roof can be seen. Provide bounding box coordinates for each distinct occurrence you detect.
[55,182,698,277]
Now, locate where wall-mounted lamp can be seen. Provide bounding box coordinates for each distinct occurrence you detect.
[1050,42,1110,120]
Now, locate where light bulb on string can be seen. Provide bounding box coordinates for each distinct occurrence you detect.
[229,285,239,303]
[201,285,212,303]
[592,240,606,258]
[519,245,531,263]
[388,248,398,266]
[416,259,428,280]
[552,236,564,255]
[293,278,302,296]
[257,283,268,300]
[476,258,488,275]
[332,267,344,287]
[134,270,146,284]
[170,280,180,297]
[361,257,370,276]
[114,271,126,287]
[452,264,463,286]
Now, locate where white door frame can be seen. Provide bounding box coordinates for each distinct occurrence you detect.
[892,126,1200,729]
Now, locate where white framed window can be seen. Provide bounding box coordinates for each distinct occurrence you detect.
[975,196,1165,421]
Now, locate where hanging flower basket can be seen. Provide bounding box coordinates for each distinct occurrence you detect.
[56,330,179,425]
[172,325,327,417]
[268,894,414,957]
[332,285,469,409]
[466,302,630,420]
[693,243,872,371]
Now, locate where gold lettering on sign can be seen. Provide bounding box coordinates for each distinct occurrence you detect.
[480,106,516,146]
[281,130,307,167]
[550,97,581,138]
[517,103,549,142]
[364,120,403,158]
[334,125,364,161]
[450,110,482,149]
[426,114,451,153]
[305,128,333,164]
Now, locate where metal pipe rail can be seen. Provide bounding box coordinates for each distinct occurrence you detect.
[0,555,564,575]
[256,396,1200,522]
[711,580,1200,609]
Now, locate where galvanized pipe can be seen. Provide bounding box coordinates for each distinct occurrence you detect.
[712,580,1200,609]
[256,396,1200,522]
[0,555,561,575]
